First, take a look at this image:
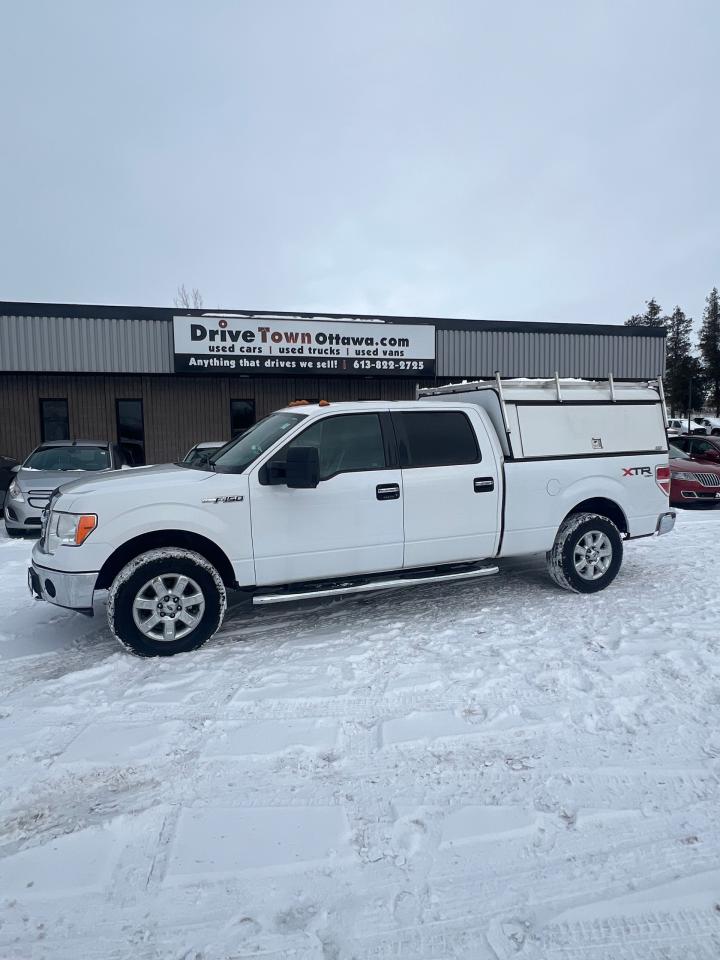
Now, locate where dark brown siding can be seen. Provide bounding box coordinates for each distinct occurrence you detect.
[0,373,416,462]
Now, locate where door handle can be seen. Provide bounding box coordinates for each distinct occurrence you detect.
[474,477,495,493]
[376,483,400,501]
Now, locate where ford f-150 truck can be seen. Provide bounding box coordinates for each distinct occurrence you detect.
[28,377,675,656]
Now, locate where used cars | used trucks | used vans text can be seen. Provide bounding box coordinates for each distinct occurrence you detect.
[27,377,675,656]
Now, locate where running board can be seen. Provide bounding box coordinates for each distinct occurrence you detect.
[252,565,499,606]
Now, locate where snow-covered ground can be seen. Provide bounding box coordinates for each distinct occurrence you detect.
[1,512,720,960]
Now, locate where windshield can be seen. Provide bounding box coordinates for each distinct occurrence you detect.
[183,445,223,465]
[24,446,110,472]
[669,444,688,460]
[209,412,306,473]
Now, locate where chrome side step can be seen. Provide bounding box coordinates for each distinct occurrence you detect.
[252,565,499,606]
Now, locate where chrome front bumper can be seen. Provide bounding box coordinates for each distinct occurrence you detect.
[28,562,97,615]
[656,511,676,535]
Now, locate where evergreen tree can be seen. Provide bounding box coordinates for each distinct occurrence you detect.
[699,287,720,415]
[624,298,668,329]
[665,306,700,415]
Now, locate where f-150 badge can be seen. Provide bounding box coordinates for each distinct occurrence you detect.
[201,495,244,503]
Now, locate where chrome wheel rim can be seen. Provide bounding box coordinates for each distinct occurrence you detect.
[573,531,613,581]
[132,573,205,642]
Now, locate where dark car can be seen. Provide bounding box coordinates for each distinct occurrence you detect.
[4,440,129,537]
[669,443,720,507]
[670,435,720,465]
[0,454,20,500]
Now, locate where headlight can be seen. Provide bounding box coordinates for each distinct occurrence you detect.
[671,471,697,481]
[8,479,24,502]
[46,512,97,551]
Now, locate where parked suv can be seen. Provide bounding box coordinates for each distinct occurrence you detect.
[4,441,128,537]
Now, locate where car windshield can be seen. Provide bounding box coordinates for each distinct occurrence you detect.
[669,444,689,460]
[24,446,110,472]
[183,445,223,465]
[207,412,306,473]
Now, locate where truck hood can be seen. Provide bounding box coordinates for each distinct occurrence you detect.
[56,462,211,499]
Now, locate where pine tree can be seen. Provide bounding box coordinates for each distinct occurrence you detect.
[699,287,720,415]
[624,298,667,329]
[665,306,697,415]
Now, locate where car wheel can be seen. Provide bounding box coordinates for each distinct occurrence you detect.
[5,527,25,539]
[547,512,623,594]
[107,548,227,656]
[712,429,720,436]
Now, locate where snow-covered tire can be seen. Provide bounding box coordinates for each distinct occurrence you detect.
[546,512,623,594]
[107,548,227,657]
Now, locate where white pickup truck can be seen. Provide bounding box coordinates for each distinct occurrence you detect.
[28,377,675,656]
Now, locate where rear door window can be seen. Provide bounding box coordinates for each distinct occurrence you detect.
[392,411,480,468]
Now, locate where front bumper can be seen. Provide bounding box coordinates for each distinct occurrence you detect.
[4,498,43,533]
[28,561,97,615]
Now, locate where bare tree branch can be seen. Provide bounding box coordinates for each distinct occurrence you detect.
[174,285,203,309]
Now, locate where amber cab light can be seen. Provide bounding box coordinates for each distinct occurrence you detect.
[655,465,671,497]
[75,514,97,545]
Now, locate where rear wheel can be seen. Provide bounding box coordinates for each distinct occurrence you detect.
[108,548,227,656]
[547,512,623,594]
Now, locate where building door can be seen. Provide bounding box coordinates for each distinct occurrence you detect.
[391,409,501,567]
[116,399,145,466]
[249,412,404,585]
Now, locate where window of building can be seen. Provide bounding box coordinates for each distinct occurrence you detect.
[230,399,256,438]
[288,413,386,480]
[116,399,145,466]
[40,399,69,442]
[392,411,480,468]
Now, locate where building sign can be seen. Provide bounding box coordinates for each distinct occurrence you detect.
[172,316,436,377]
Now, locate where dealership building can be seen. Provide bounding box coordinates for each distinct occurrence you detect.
[0,300,666,465]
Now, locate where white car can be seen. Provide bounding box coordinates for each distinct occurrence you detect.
[28,378,675,657]
[181,441,226,467]
[667,418,685,437]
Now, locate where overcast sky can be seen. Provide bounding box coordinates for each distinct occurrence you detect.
[1,1,718,327]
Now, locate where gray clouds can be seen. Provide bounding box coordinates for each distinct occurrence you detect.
[1,0,718,325]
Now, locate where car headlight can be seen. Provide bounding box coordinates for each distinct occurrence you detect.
[670,471,697,481]
[46,512,97,551]
[8,479,24,502]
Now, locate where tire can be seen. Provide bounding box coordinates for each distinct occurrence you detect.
[546,512,623,594]
[107,548,227,656]
[5,527,25,538]
[712,429,720,437]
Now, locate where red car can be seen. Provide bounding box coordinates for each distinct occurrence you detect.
[670,434,720,465]
[669,443,720,506]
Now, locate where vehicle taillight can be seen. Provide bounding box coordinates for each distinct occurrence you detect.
[656,464,671,496]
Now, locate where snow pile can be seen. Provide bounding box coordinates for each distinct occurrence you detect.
[1,511,720,959]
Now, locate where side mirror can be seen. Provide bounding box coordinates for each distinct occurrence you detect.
[286,446,320,489]
[706,450,720,462]
[11,464,20,474]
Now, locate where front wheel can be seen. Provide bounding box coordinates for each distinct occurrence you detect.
[546,512,623,594]
[108,548,227,656]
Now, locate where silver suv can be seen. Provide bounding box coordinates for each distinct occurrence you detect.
[4,440,128,538]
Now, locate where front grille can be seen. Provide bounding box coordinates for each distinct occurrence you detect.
[694,473,720,488]
[27,489,54,510]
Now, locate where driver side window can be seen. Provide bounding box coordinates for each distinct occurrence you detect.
[286,413,386,480]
